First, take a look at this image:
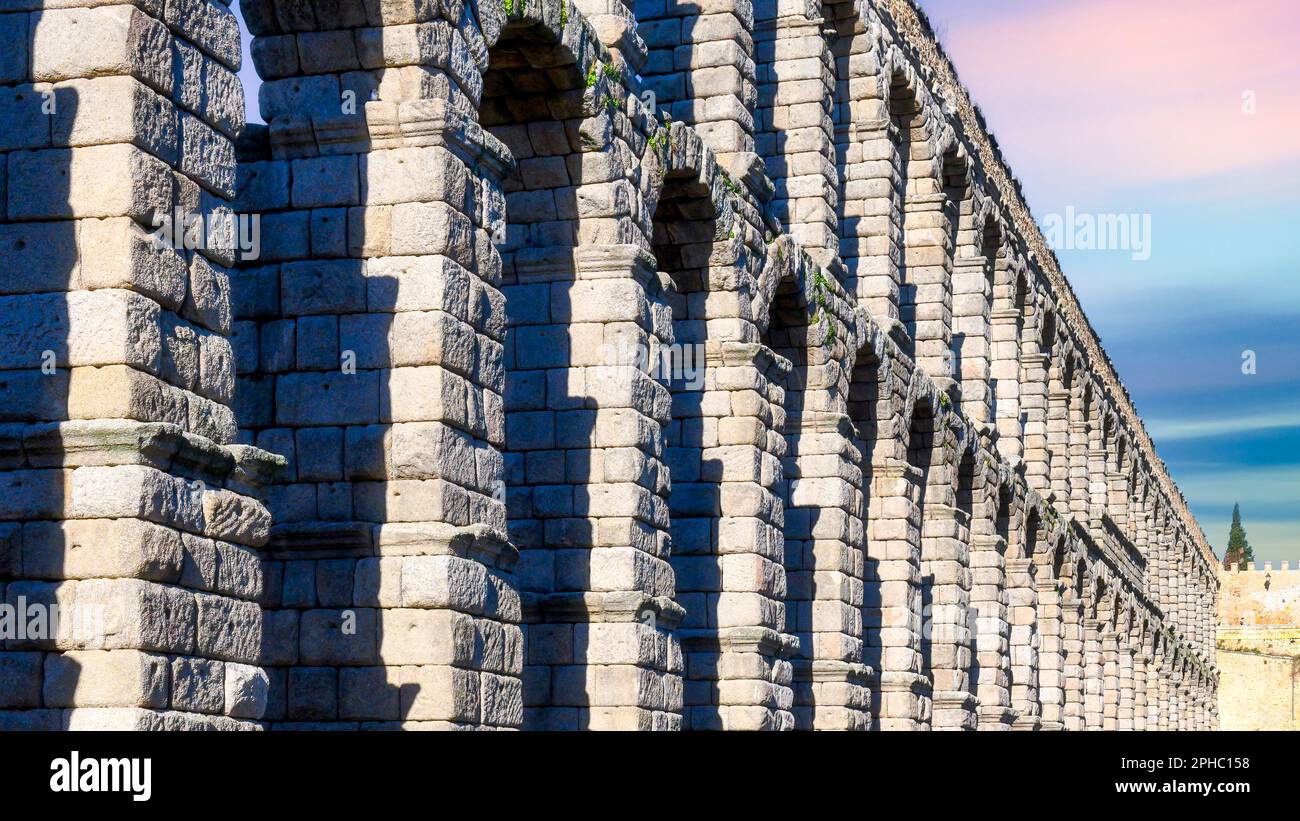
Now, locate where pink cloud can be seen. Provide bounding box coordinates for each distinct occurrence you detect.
[935,0,1300,193]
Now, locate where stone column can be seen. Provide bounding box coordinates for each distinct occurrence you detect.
[989,304,1023,463]
[1107,470,1128,533]
[1061,593,1086,730]
[902,190,953,380]
[1170,675,1180,732]
[925,499,975,731]
[1178,680,1191,731]
[1149,645,1166,730]
[1019,352,1050,496]
[1191,570,1204,653]
[754,13,838,274]
[904,418,973,732]
[1133,648,1149,731]
[640,0,757,157]
[1117,642,1134,730]
[239,0,544,729]
[673,342,797,731]
[1082,617,1103,729]
[0,0,281,729]
[970,534,1012,730]
[1046,378,1069,515]
[1035,576,1064,730]
[1088,447,1108,531]
[843,100,904,321]
[1101,628,1119,730]
[1005,557,1039,729]
[512,246,684,731]
[784,410,873,731]
[1067,394,1088,517]
[866,460,927,730]
[953,257,993,423]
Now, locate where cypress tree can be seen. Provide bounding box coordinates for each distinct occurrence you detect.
[1223,503,1254,570]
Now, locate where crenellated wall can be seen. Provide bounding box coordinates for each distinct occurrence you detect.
[0,0,1218,730]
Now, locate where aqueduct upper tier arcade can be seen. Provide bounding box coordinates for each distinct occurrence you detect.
[0,0,1217,730]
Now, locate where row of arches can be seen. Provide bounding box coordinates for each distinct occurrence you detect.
[223,0,1218,729]
[0,0,1219,730]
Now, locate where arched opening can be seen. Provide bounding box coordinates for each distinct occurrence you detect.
[971,484,1013,727]
[954,210,1001,422]
[487,17,680,731]
[889,71,923,355]
[908,399,939,722]
[1007,505,1040,723]
[928,443,977,729]
[1020,299,1054,495]
[991,265,1027,460]
[654,155,794,730]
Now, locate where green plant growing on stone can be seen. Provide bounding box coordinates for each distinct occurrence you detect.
[586,63,599,88]
[811,270,836,346]
[938,392,952,411]
[560,0,568,25]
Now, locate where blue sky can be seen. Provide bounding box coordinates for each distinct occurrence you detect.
[917,0,1300,562]
[231,0,1300,561]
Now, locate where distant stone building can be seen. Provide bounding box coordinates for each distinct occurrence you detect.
[1217,563,1300,730]
[0,0,1218,730]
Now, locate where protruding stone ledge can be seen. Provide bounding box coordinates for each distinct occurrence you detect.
[0,420,283,487]
[977,703,1017,730]
[716,340,793,380]
[677,626,800,659]
[267,521,519,570]
[793,658,875,686]
[879,669,930,695]
[266,97,517,180]
[526,590,686,631]
[513,243,659,285]
[1012,713,1043,731]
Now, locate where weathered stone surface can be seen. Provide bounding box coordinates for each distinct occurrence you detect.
[0,0,1219,736]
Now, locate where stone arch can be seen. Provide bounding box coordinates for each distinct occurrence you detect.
[924,434,979,729]
[1046,335,1074,513]
[1019,292,1054,495]
[953,200,1002,424]
[762,251,870,729]
[1006,502,1041,724]
[908,395,942,722]
[485,3,685,730]
[1033,527,1071,729]
[990,249,1027,461]
[885,54,941,352]
[237,0,541,730]
[650,126,792,731]
[971,468,1015,728]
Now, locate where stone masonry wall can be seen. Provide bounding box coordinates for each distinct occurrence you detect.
[0,0,281,729]
[1216,564,1300,730]
[0,0,1219,730]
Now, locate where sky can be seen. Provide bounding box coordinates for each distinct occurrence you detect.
[230,0,1299,562]
[916,0,1300,563]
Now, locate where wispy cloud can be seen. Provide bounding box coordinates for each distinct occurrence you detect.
[1146,411,1300,442]
[925,0,1300,194]
[1174,466,1300,509]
